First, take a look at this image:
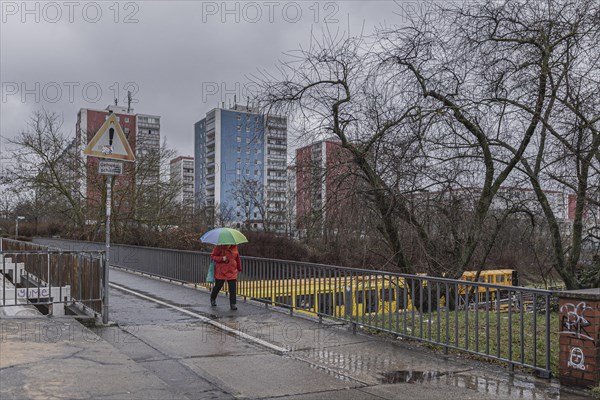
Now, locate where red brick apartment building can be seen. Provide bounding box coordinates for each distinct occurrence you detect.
[295,138,358,236]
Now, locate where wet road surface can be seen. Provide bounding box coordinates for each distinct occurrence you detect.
[95,268,590,399]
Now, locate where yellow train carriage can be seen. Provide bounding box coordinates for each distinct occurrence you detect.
[237,275,412,319]
[458,269,517,303]
[213,269,517,317]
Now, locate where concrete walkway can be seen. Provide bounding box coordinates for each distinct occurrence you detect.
[0,268,591,399]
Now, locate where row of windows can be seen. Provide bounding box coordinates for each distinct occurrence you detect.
[232,159,261,166]
[236,114,260,122]
[236,137,261,144]
[237,125,260,132]
[237,147,261,155]
[237,169,260,177]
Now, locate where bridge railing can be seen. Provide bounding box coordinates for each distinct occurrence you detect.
[0,238,104,316]
[33,237,556,377]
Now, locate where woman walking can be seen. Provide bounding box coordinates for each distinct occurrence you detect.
[209,244,242,310]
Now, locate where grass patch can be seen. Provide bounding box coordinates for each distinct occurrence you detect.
[356,307,559,375]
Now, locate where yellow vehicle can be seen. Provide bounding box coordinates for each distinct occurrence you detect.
[460,269,517,286]
[458,269,517,303]
[214,269,517,318]
[237,274,413,319]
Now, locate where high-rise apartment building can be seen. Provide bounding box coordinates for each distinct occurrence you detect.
[194,104,287,231]
[295,138,356,236]
[136,113,161,185]
[170,156,195,206]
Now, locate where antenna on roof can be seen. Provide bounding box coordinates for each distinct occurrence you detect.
[127,90,132,113]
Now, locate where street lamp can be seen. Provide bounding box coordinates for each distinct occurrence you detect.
[15,216,25,239]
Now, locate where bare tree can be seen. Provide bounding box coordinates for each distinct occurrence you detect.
[255,35,425,274]
[230,177,268,231]
[113,139,185,242]
[256,0,600,290]
[6,110,89,236]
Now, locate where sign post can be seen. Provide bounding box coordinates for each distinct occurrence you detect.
[83,112,135,324]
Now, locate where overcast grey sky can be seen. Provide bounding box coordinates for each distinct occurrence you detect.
[1,1,413,158]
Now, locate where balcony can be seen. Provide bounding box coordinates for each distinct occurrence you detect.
[266,132,287,140]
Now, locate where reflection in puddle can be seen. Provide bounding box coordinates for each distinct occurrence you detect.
[380,370,444,384]
[298,348,581,399]
[379,370,563,400]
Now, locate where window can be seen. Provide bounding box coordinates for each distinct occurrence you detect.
[237,137,241,142]
[125,117,129,122]
[334,292,344,306]
[237,126,241,131]
[380,288,395,302]
[237,147,241,153]
[296,294,315,309]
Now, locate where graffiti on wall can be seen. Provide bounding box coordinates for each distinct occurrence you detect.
[567,347,586,370]
[559,302,593,341]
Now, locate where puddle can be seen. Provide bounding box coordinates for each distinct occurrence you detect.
[380,370,446,384]
[378,370,574,399]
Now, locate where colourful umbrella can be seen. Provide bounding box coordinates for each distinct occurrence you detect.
[200,227,248,245]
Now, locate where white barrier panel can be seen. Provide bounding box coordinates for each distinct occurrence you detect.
[0,262,25,284]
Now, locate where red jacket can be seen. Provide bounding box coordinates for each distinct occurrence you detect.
[211,245,242,280]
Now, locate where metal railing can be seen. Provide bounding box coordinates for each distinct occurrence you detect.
[1,239,104,315]
[33,237,555,377]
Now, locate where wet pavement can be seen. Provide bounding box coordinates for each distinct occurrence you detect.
[0,268,593,399]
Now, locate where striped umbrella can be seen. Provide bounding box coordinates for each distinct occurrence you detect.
[199,227,248,245]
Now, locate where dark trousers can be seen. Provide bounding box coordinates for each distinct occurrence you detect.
[210,279,237,304]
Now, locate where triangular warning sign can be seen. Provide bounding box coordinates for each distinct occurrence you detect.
[83,114,136,161]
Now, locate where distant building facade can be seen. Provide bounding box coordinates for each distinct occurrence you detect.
[194,104,287,231]
[170,156,195,206]
[295,138,357,237]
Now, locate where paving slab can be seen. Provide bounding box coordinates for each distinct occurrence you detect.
[0,317,187,400]
[181,353,362,399]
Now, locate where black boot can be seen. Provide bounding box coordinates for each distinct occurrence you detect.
[210,299,216,307]
[230,304,237,311]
